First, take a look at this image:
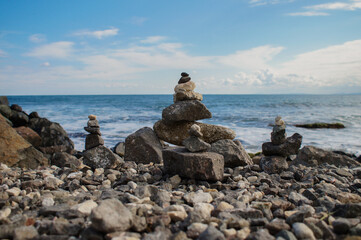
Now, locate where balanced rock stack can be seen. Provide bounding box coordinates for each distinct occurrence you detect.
[83,115,121,169]
[158,73,253,181]
[173,72,203,102]
[154,72,236,146]
[260,116,302,174]
[84,114,104,150]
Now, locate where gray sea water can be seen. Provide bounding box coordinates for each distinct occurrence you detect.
[7,94,361,156]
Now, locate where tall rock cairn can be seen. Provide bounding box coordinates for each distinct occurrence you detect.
[154,72,236,146]
[84,115,104,150]
[260,116,302,174]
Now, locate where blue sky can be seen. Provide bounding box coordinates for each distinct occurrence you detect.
[0,0,360,95]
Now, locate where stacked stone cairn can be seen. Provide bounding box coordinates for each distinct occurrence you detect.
[260,116,302,174]
[84,114,104,150]
[157,72,253,181]
[83,115,121,170]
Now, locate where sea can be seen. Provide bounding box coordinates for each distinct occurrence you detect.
[7,94,361,157]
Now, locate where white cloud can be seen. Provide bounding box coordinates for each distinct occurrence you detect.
[217,45,284,70]
[287,11,330,16]
[26,41,74,58]
[73,28,119,39]
[249,0,294,6]
[306,0,361,11]
[140,36,167,44]
[3,36,361,94]
[29,34,46,43]
[41,62,50,67]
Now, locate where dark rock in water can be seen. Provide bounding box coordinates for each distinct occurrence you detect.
[210,139,253,167]
[162,100,211,122]
[0,114,48,168]
[0,96,9,105]
[181,72,189,77]
[85,134,104,150]
[84,126,101,135]
[292,146,361,167]
[0,105,11,119]
[51,152,81,169]
[90,198,133,233]
[198,226,225,240]
[114,142,125,157]
[29,112,40,118]
[29,118,74,154]
[10,104,22,112]
[295,122,345,129]
[163,147,224,181]
[125,127,163,164]
[178,76,191,84]
[183,136,211,152]
[14,126,42,148]
[10,110,29,127]
[262,133,302,157]
[260,156,288,174]
[154,120,236,146]
[83,145,120,169]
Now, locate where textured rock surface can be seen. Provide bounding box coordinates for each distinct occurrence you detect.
[262,133,302,157]
[174,81,196,93]
[51,152,81,169]
[154,120,236,146]
[183,136,211,152]
[163,147,224,181]
[85,134,104,150]
[260,156,288,174]
[29,117,74,154]
[0,114,48,168]
[162,100,211,122]
[292,146,361,167]
[90,198,133,233]
[173,91,203,102]
[125,127,163,163]
[83,145,120,169]
[210,139,253,167]
[14,126,42,148]
[0,105,12,119]
[9,110,29,127]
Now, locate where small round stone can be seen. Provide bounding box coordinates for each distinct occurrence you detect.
[88,114,97,120]
[181,72,189,77]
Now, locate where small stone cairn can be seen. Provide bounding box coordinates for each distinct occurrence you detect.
[160,72,253,181]
[84,114,104,150]
[83,115,120,169]
[260,116,302,174]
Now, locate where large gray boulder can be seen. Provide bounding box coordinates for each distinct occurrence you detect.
[262,133,302,157]
[9,110,29,127]
[162,100,211,122]
[83,145,120,169]
[90,198,133,233]
[291,146,361,167]
[163,147,224,181]
[29,118,74,154]
[0,114,48,168]
[124,127,163,163]
[259,156,288,174]
[154,120,236,146]
[210,139,253,167]
[0,105,11,119]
